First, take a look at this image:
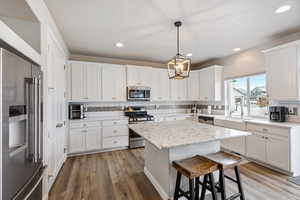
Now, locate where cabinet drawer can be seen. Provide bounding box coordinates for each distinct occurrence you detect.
[102,119,128,127]
[103,136,128,148]
[103,126,128,137]
[214,119,246,131]
[246,123,289,137]
[70,121,101,129]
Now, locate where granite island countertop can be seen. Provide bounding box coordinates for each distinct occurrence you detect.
[129,120,251,149]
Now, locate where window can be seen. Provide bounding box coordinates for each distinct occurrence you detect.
[227,74,268,117]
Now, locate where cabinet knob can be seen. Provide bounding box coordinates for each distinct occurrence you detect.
[113,141,118,144]
[262,128,268,132]
[113,122,117,125]
[113,130,117,133]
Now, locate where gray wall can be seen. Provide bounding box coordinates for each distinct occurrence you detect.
[70,54,166,68]
[193,31,300,79]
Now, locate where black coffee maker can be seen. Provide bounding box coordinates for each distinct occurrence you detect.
[269,106,288,122]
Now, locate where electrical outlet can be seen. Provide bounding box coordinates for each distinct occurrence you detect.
[288,107,298,115]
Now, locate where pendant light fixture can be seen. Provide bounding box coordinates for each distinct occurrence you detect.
[167,21,191,80]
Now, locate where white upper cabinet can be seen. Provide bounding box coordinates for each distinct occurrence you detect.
[264,41,300,100]
[199,65,223,101]
[151,68,170,101]
[187,71,200,100]
[170,79,188,101]
[126,65,153,87]
[70,62,85,100]
[102,63,126,101]
[86,63,102,101]
[69,62,101,101]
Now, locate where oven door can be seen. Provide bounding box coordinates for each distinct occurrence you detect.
[127,87,150,101]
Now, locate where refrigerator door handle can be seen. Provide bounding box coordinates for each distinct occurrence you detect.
[32,77,39,163]
[37,77,42,161]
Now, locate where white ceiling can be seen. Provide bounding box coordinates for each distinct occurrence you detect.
[45,0,300,64]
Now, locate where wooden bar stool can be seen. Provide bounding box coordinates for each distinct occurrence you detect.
[204,151,245,200]
[172,155,219,200]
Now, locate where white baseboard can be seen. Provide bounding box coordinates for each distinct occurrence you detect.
[144,167,171,200]
[67,146,128,157]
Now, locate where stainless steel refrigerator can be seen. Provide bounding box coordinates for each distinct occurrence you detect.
[1,44,45,200]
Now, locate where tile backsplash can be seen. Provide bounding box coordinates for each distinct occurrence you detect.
[71,100,300,123]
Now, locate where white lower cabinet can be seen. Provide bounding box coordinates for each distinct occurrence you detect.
[246,132,267,162]
[246,122,291,172]
[85,126,102,150]
[69,125,101,154]
[68,119,128,155]
[215,119,295,173]
[103,136,128,149]
[102,122,129,149]
[266,135,289,171]
[69,128,86,153]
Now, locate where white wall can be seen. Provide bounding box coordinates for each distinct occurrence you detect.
[70,54,166,68]
[0,16,41,53]
[194,31,300,80]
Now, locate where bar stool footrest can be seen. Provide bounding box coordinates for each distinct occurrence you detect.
[227,192,241,200]
[178,188,192,199]
[224,175,238,184]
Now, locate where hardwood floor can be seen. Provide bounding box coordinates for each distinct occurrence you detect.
[49,149,300,200]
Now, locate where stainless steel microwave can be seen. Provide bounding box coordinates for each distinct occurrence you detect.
[127,86,151,101]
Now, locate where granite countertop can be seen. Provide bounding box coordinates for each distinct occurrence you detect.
[245,119,300,128]
[129,120,251,149]
[198,114,300,128]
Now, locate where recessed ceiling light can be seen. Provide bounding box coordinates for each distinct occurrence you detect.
[115,42,124,48]
[275,5,291,14]
[233,48,241,52]
[186,53,193,57]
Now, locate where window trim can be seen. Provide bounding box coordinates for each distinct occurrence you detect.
[225,73,268,118]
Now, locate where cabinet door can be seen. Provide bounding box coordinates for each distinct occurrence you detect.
[171,79,186,101]
[266,45,298,100]
[127,66,140,86]
[86,63,101,101]
[86,127,101,150]
[160,70,170,101]
[179,79,187,100]
[114,67,126,101]
[102,64,126,101]
[69,129,86,153]
[266,135,289,170]
[187,71,200,100]
[199,69,211,101]
[170,79,179,100]
[152,69,170,101]
[140,67,153,87]
[246,132,266,162]
[221,137,246,155]
[70,63,85,100]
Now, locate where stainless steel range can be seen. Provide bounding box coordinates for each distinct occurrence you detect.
[124,107,154,148]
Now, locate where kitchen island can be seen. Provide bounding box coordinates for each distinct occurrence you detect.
[129,120,251,200]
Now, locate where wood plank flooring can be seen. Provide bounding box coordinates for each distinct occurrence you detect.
[49,149,300,200]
